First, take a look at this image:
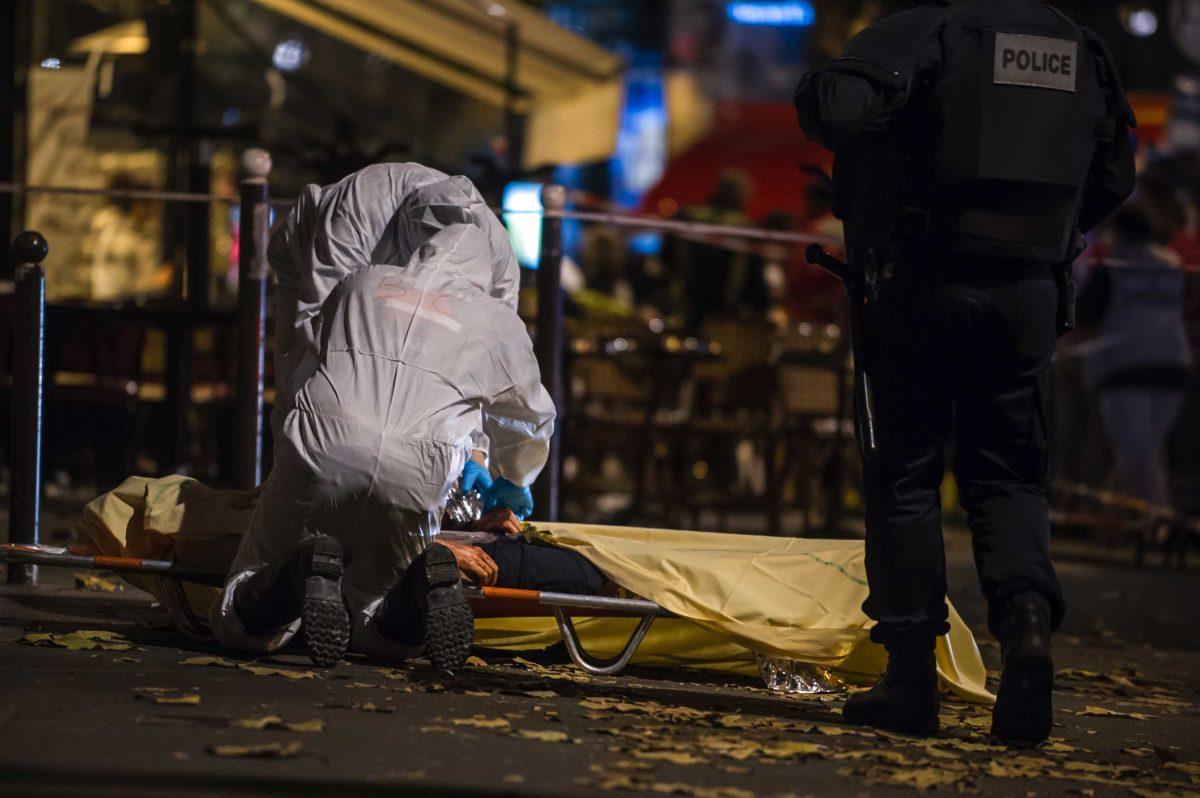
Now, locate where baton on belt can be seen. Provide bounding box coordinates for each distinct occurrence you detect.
[805,245,878,460]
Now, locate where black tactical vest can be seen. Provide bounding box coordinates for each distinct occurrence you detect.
[920,0,1107,260]
[827,0,1116,263]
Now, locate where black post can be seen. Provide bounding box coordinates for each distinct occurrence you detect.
[0,0,22,280]
[234,149,271,490]
[8,231,47,584]
[533,185,565,520]
[504,20,523,179]
[154,0,200,475]
[185,150,212,310]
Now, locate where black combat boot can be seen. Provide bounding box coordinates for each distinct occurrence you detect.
[842,641,940,735]
[376,543,473,675]
[991,591,1054,746]
[300,535,351,668]
[231,534,349,668]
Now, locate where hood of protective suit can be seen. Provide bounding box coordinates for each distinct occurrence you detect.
[395,177,512,298]
[270,163,519,310]
[402,223,495,297]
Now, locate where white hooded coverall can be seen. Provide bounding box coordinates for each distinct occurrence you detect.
[266,163,521,434]
[211,166,554,658]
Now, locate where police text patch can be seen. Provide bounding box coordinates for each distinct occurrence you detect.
[993,32,1077,92]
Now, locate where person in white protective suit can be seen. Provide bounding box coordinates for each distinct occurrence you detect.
[267,162,521,433]
[210,166,555,672]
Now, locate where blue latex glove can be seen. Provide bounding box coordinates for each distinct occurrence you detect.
[485,477,534,520]
[460,460,493,495]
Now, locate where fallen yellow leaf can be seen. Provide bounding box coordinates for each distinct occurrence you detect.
[207,742,303,759]
[21,630,132,651]
[759,741,826,759]
[1078,706,1154,720]
[153,694,201,705]
[632,750,707,765]
[238,664,316,680]
[451,717,511,730]
[512,730,573,743]
[230,716,324,733]
[180,656,239,668]
[74,573,122,592]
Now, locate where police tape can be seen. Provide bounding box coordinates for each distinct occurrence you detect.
[1052,480,1200,533]
[0,181,235,205]
[0,181,839,251]
[544,207,841,249]
[1079,256,1200,274]
[0,181,296,210]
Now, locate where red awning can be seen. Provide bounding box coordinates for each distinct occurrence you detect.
[642,102,833,222]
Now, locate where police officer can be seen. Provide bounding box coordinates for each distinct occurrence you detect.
[794,0,1135,744]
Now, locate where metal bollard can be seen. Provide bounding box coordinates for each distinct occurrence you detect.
[7,231,48,584]
[234,149,272,490]
[533,185,566,521]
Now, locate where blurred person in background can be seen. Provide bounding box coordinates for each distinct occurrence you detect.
[1136,159,1188,247]
[776,172,848,325]
[751,210,842,326]
[83,173,170,301]
[753,210,800,326]
[1078,200,1193,555]
[672,169,766,331]
[797,167,844,250]
[567,225,635,319]
[1160,154,1200,263]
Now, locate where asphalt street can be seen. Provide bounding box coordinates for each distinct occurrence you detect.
[0,529,1197,798]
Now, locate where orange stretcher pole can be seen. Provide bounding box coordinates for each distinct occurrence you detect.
[0,544,671,675]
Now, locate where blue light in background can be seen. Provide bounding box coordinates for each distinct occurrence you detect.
[552,164,583,262]
[611,49,667,256]
[502,181,544,269]
[629,231,662,256]
[726,1,815,27]
[613,71,667,208]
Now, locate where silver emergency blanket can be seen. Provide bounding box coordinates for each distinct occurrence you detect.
[212,222,554,658]
[268,163,520,433]
[442,480,485,529]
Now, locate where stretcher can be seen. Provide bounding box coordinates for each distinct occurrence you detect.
[0,542,671,676]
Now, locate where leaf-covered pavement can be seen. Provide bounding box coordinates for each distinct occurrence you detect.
[1,561,1198,797]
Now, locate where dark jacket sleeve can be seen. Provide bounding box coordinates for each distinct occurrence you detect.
[794,7,945,148]
[1078,27,1137,234]
[795,73,903,146]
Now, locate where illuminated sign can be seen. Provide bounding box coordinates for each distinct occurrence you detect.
[726,1,815,27]
[503,181,543,269]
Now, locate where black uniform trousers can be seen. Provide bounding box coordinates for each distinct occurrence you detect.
[862,255,1066,647]
[478,536,608,596]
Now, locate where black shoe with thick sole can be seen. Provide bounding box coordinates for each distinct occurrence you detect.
[301,534,350,668]
[415,543,474,676]
[991,593,1054,746]
[842,648,940,736]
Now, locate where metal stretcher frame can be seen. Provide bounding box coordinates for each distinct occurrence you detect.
[0,542,672,675]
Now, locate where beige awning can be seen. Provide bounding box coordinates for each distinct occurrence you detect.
[251,0,625,168]
[69,20,150,56]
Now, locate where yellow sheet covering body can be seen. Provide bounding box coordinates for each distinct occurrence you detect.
[77,476,992,703]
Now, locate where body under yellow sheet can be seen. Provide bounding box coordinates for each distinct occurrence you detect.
[76,475,992,703]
